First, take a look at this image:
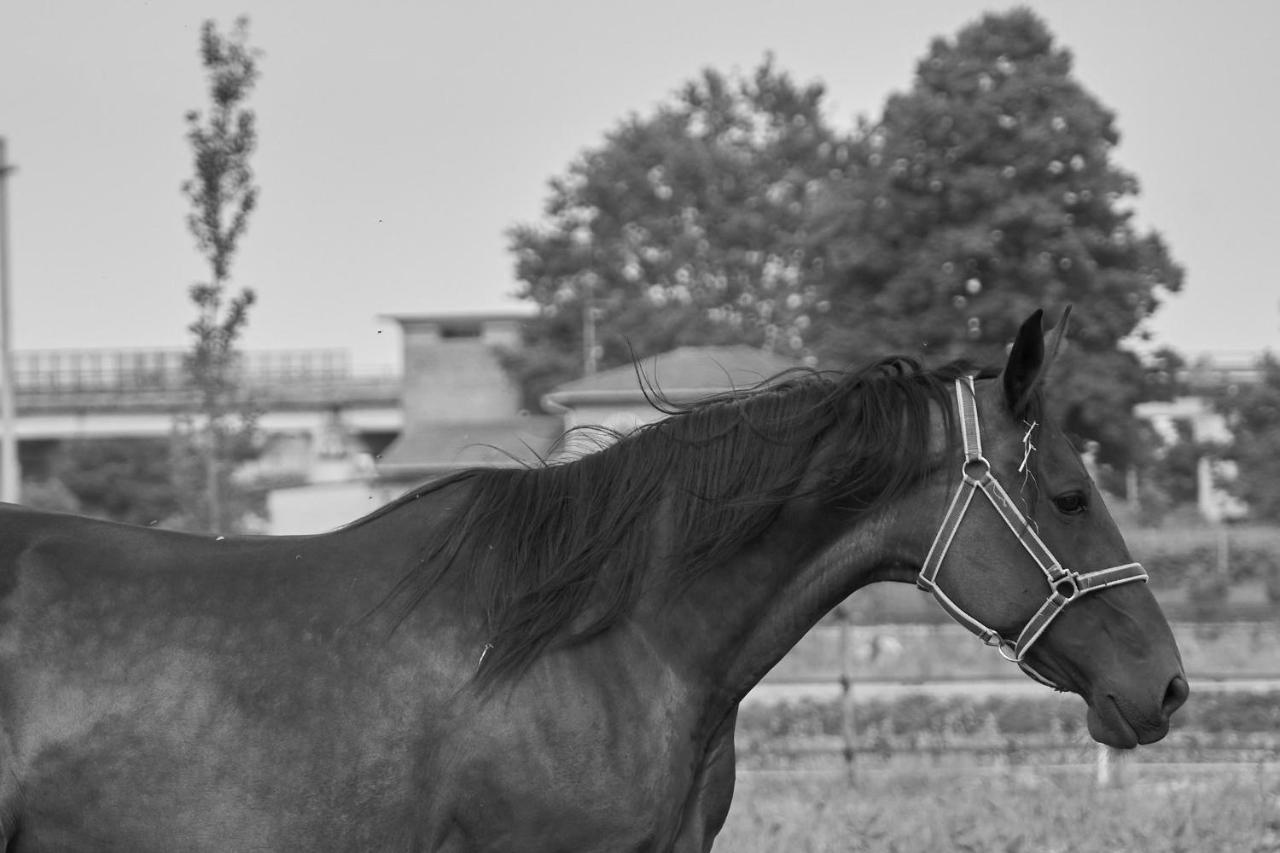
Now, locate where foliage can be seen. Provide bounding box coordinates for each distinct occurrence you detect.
[737,689,1280,741]
[1215,353,1280,522]
[1126,347,1216,522]
[1140,346,1189,402]
[509,12,1183,463]
[1131,418,1210,521]
[49,438,180,526]
[19,477,82,516]
[173,16,264,533]
[507,56,847,407]
[808,9,1182,465]
[167,417,267,532]
[1127,524,1280,587]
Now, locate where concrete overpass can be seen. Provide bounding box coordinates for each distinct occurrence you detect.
[10,348,403,475]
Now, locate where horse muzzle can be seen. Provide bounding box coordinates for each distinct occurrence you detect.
[1085,672,1189,749]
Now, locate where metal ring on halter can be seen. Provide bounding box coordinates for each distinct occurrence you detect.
[996,640,1020,663]
[1052,573,1081,602]
[962,457,990,484]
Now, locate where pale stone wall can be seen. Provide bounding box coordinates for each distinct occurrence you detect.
[397,316,524,424]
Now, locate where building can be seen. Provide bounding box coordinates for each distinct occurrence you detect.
[542,345,802,443]
[374,311,562,481]
[1134,351,1265,521]
[268,310,561,532]
[266,327,805,531]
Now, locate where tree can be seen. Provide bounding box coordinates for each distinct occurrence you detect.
[1130,418,1206,520]
[173,17,263,533]
[52,438,181,526]
[809,9,1183,464]
[508,57,850,407]
[1216,354,1280,521]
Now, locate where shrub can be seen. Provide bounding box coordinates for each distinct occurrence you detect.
[739,690,1280,741]
[1125,524,1280,589]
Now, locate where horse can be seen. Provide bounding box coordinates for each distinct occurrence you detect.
[0,308,1187,851]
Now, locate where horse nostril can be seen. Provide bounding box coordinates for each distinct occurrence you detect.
[1162,674,1190,719]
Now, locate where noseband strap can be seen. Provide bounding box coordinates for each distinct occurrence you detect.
[916,376,1148,687]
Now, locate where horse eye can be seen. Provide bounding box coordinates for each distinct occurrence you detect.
[1052,492,1088,515]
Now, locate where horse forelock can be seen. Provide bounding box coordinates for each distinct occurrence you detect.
[378,356,989,685]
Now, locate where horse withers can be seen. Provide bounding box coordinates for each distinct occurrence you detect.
[0,308,1185,851]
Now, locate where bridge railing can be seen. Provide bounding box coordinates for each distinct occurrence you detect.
[10,348,400,411]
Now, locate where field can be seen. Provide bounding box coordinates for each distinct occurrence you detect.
[714,523,1280,851]
[722,648,1280,851]
[717,764,1280,852]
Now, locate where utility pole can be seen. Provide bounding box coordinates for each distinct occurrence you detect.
[570,227,599,376]
[582,280,598,376]
[0,139,20,504]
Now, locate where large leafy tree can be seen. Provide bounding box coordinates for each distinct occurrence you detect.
[508,58,849,406]
[172,17,264,533]
[810,9,1182,463]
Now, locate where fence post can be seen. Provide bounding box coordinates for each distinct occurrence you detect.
[1094,744,1126,788]
[836,606,856,786]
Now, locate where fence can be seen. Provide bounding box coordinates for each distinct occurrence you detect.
[753,611,1280,788]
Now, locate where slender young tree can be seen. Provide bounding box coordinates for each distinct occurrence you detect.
[174,17,263,533]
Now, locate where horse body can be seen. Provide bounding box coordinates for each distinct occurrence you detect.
[0,309,1188,851]
[0,497,736,851]
[0,508,445,850]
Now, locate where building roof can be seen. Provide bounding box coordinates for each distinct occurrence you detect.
[543,345,802,410]
[378,306,537,326]
[376,416,563,475]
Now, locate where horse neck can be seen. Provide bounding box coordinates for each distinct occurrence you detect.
[638,493,929,706]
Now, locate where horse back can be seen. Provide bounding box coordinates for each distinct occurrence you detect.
[0,505,464,851]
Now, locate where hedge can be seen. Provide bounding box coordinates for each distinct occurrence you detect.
[1124,524,1280,595]
[738,690,1280,741]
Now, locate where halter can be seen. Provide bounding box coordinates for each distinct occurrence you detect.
[916,376,1148,688]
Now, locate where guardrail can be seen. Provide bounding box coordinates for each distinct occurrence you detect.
[9,348,401,412]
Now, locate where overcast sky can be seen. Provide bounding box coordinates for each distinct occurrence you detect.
[2,0,1276,370]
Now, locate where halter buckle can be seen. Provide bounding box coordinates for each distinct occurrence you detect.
[981,633,1019,662]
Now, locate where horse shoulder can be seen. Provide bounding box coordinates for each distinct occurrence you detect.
[424,635,706,851]
[667,706,738,853]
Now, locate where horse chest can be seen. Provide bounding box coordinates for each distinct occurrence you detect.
[431,685,708,851]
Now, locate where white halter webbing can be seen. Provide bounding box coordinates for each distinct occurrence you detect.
[916,376,1148,688]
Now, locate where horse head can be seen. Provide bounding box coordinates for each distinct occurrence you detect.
[919,307,1188,747]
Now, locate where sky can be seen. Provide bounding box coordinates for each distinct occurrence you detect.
[2,0,1277,372]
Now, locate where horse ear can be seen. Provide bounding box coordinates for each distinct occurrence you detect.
[1001,305,1071,413]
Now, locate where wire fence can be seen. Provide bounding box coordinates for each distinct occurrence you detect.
[747,612,1280,789]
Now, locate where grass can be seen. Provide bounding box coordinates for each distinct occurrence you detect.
[715,763,1280,852]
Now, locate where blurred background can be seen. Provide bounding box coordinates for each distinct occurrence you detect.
[2,1,1277,848]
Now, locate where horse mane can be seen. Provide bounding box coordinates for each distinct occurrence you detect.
[371,356,993,684]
